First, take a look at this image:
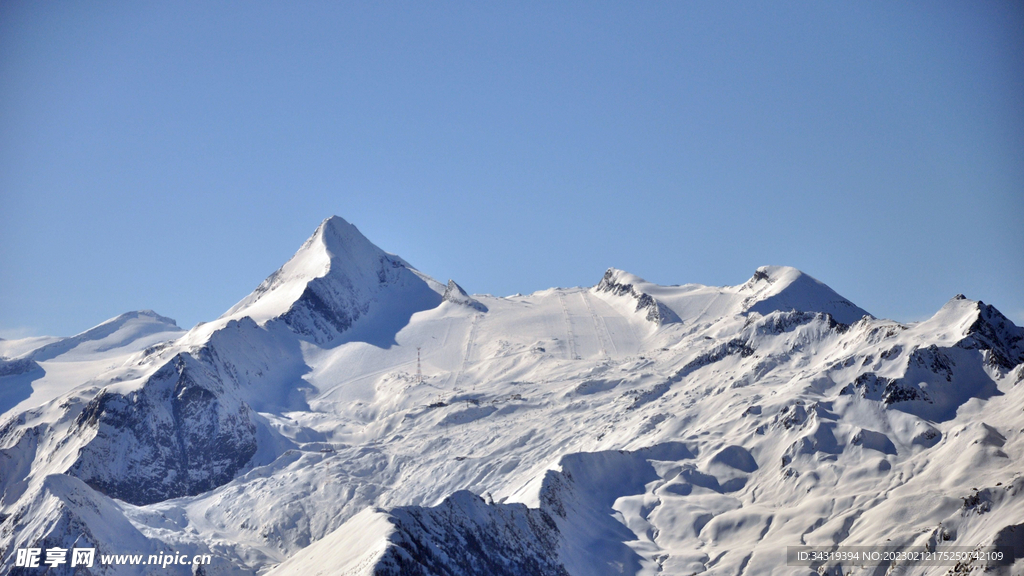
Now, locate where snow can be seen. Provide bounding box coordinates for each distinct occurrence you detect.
[264,508,394,576]
[30,310,181,362]
[222,217,343,325]
[1,216,1022,576]
[0,310,183,416]
[0,336,62,359]
[743,265,870,325]
[222,216,445,345]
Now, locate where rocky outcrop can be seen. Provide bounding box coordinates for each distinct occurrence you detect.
[955,297,1024,370]
[595,269,679,325]
[442,280,487,312]
[373,491,565,576]
[67,351,257,505]
[0,358,41,378]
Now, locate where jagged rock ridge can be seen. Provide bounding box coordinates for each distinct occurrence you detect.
[595,268,680,324]
[442,280,487,312]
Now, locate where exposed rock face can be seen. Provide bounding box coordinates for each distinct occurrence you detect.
[373,491,565,576]
[68,351,257,505]
[442,280,488,312]
[0,358,41,378]
[595,269,680,325]
[956,298,1024,369]
[344,444,699,576]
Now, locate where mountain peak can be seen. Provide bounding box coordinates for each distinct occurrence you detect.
[595,268,680,325]
[748,265,802,284]
[742,265,870,325]
[923,295,1024,369]
[442,280,487,312]
[313,216,376,257]
[443,279,470,299]
[223,216,442,344]
[321,214,350,230]
[27,310,182,362]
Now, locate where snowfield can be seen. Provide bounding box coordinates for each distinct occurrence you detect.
[2,216,1022,575]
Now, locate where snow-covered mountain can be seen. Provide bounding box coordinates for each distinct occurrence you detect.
[222,216,444,345]
[1,216,1021,576]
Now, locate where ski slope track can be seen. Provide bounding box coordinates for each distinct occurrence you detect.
[2,216,1022,575]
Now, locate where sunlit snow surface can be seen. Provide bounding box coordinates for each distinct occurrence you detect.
[2,217,1022,575]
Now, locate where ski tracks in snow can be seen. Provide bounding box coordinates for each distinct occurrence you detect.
[557,292,580,360]
[582,289,615,359]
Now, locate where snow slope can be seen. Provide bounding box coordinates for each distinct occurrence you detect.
[0,311,183,417]
[1,216,1021,576]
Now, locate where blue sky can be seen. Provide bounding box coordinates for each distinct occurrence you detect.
[1,2,1022,338]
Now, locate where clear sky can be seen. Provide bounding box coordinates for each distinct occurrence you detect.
[1,2,1022,338]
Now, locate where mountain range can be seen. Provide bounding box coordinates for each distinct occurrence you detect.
[2,216,1022,575]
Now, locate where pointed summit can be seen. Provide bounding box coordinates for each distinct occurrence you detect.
[442,280,487,312]
[314,216,401,264]
[919,295,1024,369]
[224,216,444,344]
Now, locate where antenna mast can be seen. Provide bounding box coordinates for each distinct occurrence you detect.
[416,347,422,384]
